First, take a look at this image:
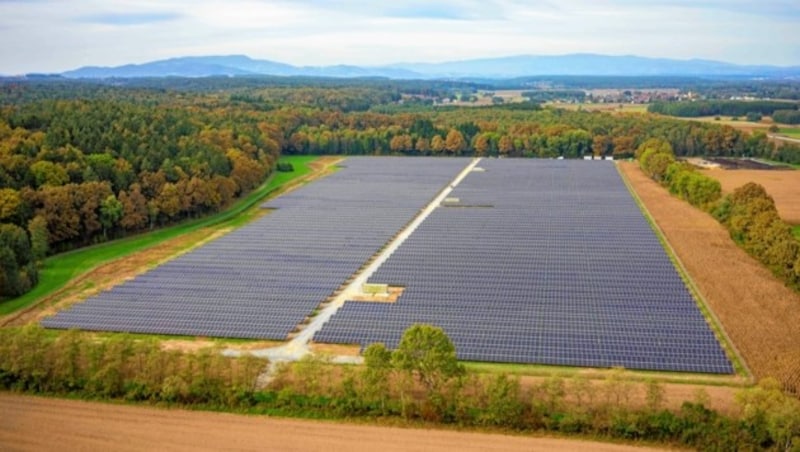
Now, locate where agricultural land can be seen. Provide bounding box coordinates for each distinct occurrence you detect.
[703,168,800,224]
[2,77,800,450]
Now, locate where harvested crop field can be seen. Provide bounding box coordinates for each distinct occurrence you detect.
[0,393,663,452]
[704,168,800,224]
[619,162,800,392]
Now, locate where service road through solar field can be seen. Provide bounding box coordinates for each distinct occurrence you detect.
[314,159,732,374]
[43,157,733,374]
[42,158,469,339]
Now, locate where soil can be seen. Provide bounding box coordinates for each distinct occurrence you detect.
[0,393,667,452]
[619,162,800,393]
[703,168,800,224]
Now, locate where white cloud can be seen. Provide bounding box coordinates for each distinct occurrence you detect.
[0,0,797,74]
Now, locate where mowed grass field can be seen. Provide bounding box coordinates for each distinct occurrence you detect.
[0,156,318,316]
[779,127,800,139]
[702,168,800,225]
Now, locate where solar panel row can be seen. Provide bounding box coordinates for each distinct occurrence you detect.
[314,159,734,374]
[42,157,470,340]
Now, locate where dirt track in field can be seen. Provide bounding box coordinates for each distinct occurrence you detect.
[0,393,665,452]
[703,169,800,224]
[619,163,800,392]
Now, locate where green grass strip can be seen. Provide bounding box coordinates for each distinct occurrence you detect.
[0,156,318,316]
[779,127,800,139]
[793,226,800,241]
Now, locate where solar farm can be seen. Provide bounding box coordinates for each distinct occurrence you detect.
[43,157,734,374]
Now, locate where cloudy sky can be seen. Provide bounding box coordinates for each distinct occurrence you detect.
[1,0,798,74]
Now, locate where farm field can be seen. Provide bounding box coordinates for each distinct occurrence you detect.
[618,162,800,392]
[316,159,732,373]
[42,157,733,375]
[0,393,661,452]
[547,102,649,114]
[703,168,800,224]
[670,116,773,134]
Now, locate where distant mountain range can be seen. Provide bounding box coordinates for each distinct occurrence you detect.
[59,54,800,79]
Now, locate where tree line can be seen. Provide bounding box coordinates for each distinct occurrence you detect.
[1,324,798,450]
[3,82,800,298]
[773,110,800,125]
[648,100,799,118]
[638,139,800,292]
[0,99,282,297]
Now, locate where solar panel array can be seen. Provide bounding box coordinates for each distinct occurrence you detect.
[42,157,469,339]
[315,159,734,374]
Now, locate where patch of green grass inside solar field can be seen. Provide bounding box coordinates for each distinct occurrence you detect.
[0,156,318,316]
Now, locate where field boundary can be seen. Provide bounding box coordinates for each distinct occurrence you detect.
[615,163,752,379]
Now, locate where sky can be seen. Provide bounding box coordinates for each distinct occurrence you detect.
[1,0,799,74]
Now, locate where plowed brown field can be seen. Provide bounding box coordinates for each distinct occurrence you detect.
[0,393,665,452]
[704,169,800,224]
[619,163,800,392]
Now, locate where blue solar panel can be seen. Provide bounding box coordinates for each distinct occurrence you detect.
[41,157,470,340]
[43,157,734,374]
[314,159,734,374]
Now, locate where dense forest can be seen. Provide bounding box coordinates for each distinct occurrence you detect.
[773,109,800,125]
[648,100,799,118]
[2,78,800,297]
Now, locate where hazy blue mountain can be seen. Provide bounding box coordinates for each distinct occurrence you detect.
[60,54,800,79]
[62,55,291,78]
[391,54,800,78]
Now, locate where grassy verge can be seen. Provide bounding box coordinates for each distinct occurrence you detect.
[615,163,750,379]
[463,361,746,387]
[794,226,800,240]
[0,156,318,316]
[779,127,800,139]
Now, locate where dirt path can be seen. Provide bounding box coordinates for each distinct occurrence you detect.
[618,162,800,393]
[0,393,667,452]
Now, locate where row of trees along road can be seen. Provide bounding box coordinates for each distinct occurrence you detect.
[637,138,800,291]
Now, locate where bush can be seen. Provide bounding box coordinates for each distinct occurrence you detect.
[746,112,763,122]
[276,162,295,172]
